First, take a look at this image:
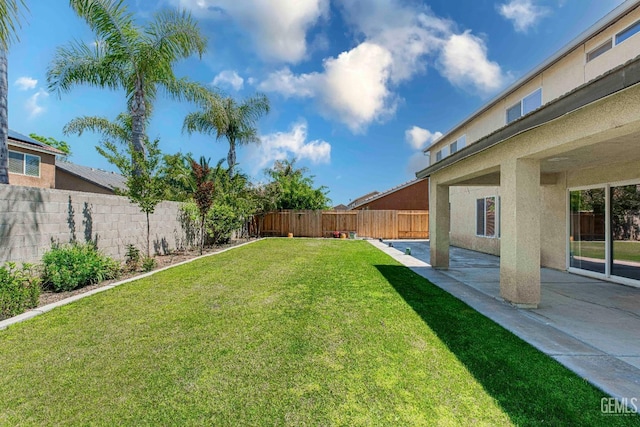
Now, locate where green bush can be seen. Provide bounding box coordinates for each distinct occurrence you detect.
[141,257,157,272]
[42,243,120,292]
[0,263,41,320]
[125,244,141,272]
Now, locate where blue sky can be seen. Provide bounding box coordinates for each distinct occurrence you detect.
[7,0,625,205]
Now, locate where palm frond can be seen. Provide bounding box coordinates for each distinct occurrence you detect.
[0,0,27,50]
[145,8,206,61]
[63,113,131,145]
[47,39,124,95]
[182,111,219,136]
[69,0,137,58]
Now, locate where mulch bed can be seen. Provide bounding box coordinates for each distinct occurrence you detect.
[37,239,254,308]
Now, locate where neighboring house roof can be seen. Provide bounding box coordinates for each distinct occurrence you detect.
[56,161,126,192]
[349,178,426,210]
[332,204,348,211]
[8,129,66,156]
[348,191,379,208]
[424,0,640,153]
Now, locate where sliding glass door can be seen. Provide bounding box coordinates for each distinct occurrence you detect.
[611,184,640,281]
[569,183,640,284]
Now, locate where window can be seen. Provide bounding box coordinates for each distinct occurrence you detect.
[586,39,612,62]
[8,151,40,177]
[476,196,497,237]
[435,149,443,162]
[506,88,542,124]
[616,19,640,45]
[449,135,466,154]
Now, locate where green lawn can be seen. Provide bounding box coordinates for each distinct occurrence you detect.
[0,239,635,426]
[572,240,640,262]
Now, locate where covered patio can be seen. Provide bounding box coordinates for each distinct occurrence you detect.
[374,239,640,400]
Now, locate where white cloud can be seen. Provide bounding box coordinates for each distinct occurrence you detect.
[15,76,37,91]
[498,0,550,32]
[438,31,507,94]
[172,0,328,63]
[260,43,396,133]
[405,126,442,150]
[248,121,331,171]
[212,70,244,91]
[25,88,48,118]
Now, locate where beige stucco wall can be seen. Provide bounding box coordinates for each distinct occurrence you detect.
[450,186,501,256]
[432,81,640,276]
[8,146,56,189]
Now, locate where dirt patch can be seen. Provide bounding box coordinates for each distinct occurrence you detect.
[37,239,255,308]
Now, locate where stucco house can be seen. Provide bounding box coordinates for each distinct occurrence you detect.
[6,130,65,188]
[349,178,429,211]
[417,1,640,307]
[56,161,125,195]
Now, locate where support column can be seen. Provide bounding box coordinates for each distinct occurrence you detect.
[500,158,541,307]
[429,179,450,269]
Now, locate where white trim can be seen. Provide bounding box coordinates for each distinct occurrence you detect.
[8,140,61,157]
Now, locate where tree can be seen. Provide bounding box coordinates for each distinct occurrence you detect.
[189,157,214,254]
[183,93,269,176]
[264,159,331,210]
[98,137,165,258]
[0,0,27,185]
[48,0,214,163]
[29,133,72,160]
[64,113,162,257]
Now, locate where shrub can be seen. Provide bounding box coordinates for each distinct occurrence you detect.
[42,243,120,292]
[0,263,41,320]
[141,257,156,272]
[125,244,141,272]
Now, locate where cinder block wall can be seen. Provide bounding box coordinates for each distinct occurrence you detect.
[0,185,192,264]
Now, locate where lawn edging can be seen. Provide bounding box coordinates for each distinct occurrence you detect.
[0,239,263,331]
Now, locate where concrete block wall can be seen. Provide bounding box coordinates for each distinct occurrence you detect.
[0,185,192,264]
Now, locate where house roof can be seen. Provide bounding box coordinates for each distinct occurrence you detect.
[332,204,348,210]
[425,0,640,153]
[349,178,426,210]
[56,161,126,192]
[348,191,380,208]
[8,130,66,156]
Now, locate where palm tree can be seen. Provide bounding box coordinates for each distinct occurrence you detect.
[0,0,27,185]
[48,0,215,160]
[183,92,270,176]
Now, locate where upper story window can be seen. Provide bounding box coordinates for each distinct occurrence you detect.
[9,150,40,177]
[616,19,640,45]
[506,88,542,124]
[586,40,612,62]
[435,149,443,162]
[449,135,466,155]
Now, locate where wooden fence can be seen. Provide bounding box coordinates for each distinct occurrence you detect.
[259,210,429,239]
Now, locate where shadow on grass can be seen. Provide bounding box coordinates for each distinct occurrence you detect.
[375,264,638,426]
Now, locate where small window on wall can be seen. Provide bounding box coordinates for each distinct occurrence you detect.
[586,39,612,62]
[506,88,542,124]
[435,149,443,162]
[476,196,497,237]
[449,135,466,154]
[8,151,40,177]
[616,19,640,45]
[449,141,458,154]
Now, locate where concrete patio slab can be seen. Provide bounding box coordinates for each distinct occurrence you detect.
[369,239,640,404]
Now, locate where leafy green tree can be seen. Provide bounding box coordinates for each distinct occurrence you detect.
[98,137,165,258]
[264,159,331,210]
[29,133,72,160]
[183,93,270,176]
[64,112,163,257]
[48,0,213,163]
[0,0,27,184]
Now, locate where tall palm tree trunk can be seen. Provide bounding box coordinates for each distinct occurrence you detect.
[0,48,9,185]
[227,138,236,177]
[130,79,147,171]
